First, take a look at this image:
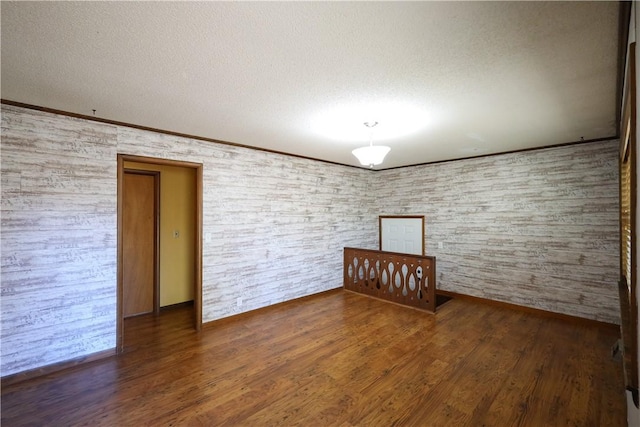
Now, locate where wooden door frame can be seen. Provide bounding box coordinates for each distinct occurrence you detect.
[117,154,204,353]
[123,168,161,317]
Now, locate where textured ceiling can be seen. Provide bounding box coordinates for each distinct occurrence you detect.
[1,1,622,169]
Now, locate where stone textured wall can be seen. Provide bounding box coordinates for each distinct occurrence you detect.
[375,141,620,323]
[1,105,376,376]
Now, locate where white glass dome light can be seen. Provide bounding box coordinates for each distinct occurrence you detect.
[352,121,390,168]
[352,145,391,167]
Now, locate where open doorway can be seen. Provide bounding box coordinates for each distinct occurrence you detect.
[117,154,203,353]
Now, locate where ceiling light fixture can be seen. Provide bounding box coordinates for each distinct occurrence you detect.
[352,121,390,168]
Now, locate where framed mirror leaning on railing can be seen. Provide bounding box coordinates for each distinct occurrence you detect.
[379,215,425,256]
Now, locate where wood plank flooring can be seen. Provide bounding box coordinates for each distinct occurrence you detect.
[1,289,626,426]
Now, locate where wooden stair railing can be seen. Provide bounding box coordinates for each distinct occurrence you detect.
[343,247,436,313]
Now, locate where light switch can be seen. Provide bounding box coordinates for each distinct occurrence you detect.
[173,230,180,238]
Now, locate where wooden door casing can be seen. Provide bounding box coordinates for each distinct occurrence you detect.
[117,154,203,354]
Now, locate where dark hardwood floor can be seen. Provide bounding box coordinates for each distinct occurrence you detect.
[1,289,626,426]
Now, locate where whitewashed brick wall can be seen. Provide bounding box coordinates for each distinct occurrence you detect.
[0,103,620,377]
[1,107,119,376]
[375,141,620,323]
[1,105,376,376]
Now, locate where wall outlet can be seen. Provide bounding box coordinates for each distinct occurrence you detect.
[236,297,243,307]
[438,242,444,249]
